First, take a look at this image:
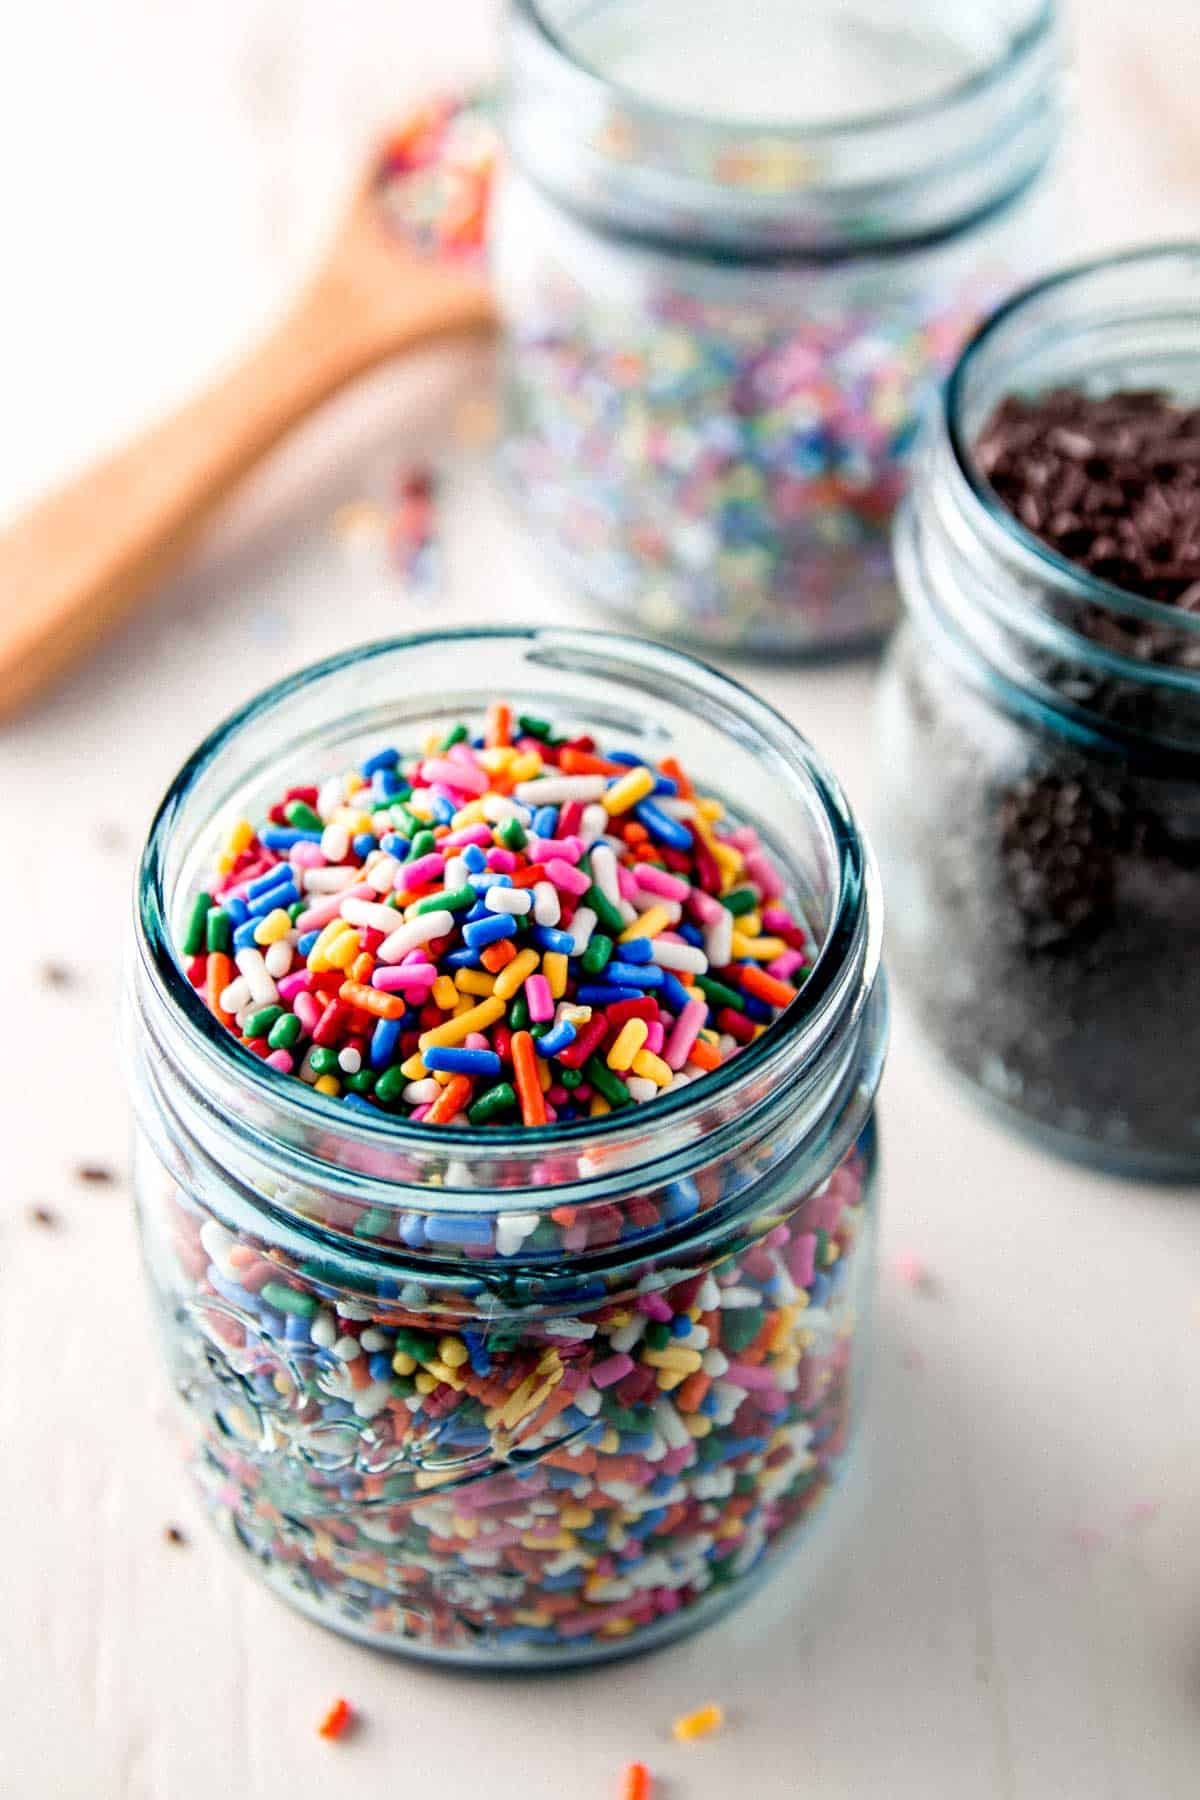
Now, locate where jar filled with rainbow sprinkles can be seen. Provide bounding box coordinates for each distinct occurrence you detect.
[494,0,1064,653]
[126,629,886,1665]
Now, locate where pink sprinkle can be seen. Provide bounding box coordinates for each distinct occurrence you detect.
[276,971,313,1002]
[664,997,707,1071]
[265,1049,294,1074]
[289,842,326,869]
[687,890,725,926]
[616,865,643,903]
[294,992,321,1033]
[410,1103,433,1122]
[726,825,760,851]
[591,1353,635,1388]
[545,858,590,897]
[421,757,488,796]
[893,1250,936,1293]
[1125,1500,1161,1527]
[768,948,807,982]
[296,890,361,933]
[397,852,444,889]
[762,903,801,935]
[634,865,691,903]
[442,823,493,850]
[637,1293,673,1321]
[464,1032,490,1051]
[724,1363,780,1392]
[744,850,783,899]
[644,1021,665,1055]
[487,848,519,873]
[528,836,583,863]
[372,963,438,992]
[525,974,554,1022]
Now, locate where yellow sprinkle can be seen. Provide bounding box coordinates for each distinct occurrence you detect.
[589,1094,612,1117]
[597,1427,620,1454]
[731,933,788,960]
[419,995,506,1050]
[542,951,568,999]
[559,1002,592,1026]
[602,766,655,814]
[560,1506,593,1529]
[712,841,743,879]
[684,1414,711,1438]
[391,1352,417,1376]
[455,968,496,997]
[313,1074,340,1097]
[492,947,540,1001]
[451,800,486,828]
[400,1052,429,1080]
[325,929,359,970]
[423,1359,465,1390]
[738,910,763,937]
[520,1532,576,1553]
[619,904,672,942]
[307,919,351,972]
[673,1703,724,1742]
[477,746,517,772]
[508,751,544,783]
[253,907,292,947]
[537,1056,552,1093]
[222,818,254,858]
[608,1018,649,1071]
[696,797,724,821]
[414,1371,437,1394]
[451,1515,478,1540]
[438,1336,469,1368]
[432,975,459,1010]
[631,1048,673,1087]
[641,1346,702,1374]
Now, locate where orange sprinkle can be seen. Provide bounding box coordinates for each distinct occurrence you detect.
[317,1697,354,1741]
[481,937,519,972]
[338,980,405,1021]
[426,1074,473,1124]
[509,862,549,889]
[623,821,650,846]
[687,1036,722,1072]
[350,951,376,985]
[660,755,694,799]
[560,746,626,776]
[619,1763,653,1800]
[486,702,511,748]
[739,965,798,1010]
[205,952,235,1026]
[511,1030,546,1126]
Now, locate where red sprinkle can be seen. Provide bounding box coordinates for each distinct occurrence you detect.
[317,1697,354,1741]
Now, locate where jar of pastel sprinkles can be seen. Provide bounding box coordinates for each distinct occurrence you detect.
[126,628,886,1665]
[494,0,1064,654]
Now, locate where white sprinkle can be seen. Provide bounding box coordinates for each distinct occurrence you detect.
[353,1380,394,1420]
[484,886,533,916]
[333,1335,362,1361]
[320,823,350,862]
[443,856,469,889]
[626,1076,658,1103]
[366,856,399,895]
[650,938,707,974]
[403,1079,442,1105]
[263,940,293,978]
[533,881,561,927]
[337,1045,362,1074]
[378,910,455,963]
[496,1211,539,1256]
[302,865,361,895]
[310,1309,337,1348]
[340,897,402,933]
[234,947,277,1005]
[568,905,597,956]
[514,776,608,804]
[704,908,734,967]
[481,793,526,822]
[218,976,251,1014]
[579,803,608,844]
[589,842,621,908]
[317,778,346,821]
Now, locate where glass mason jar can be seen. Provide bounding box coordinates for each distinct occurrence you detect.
[492,0,1065,656]
[126,628,887,1665]
[877,246,1200,1176]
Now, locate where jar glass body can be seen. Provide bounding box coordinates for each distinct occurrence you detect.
[494,0,1064,655]
[876,248,1200,1175]
[127,628,887,1665]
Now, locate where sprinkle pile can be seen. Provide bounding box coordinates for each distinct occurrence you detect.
[181,703,812,1127]
[374,93,496,263]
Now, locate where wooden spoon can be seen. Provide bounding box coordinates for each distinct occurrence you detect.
[0,168,496,719]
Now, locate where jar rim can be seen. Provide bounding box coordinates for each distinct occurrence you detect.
[944,241,1200,671]
[514,0,1056,142]
[135,627,881,1176]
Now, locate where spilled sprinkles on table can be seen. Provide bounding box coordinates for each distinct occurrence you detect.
[181,702,813,1125]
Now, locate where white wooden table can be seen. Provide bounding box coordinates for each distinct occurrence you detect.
[3,5,1199,1796]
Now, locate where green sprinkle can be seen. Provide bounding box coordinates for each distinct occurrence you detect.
[508,995,530,1031]
[182,892,212,957]
[720,887,759,916]
[288,900,306,923]
[468,1082,518,1124]
[393,1326,438,1360]
[261,1281,316,1319]
[720,1305,765,1353]
[392,807,421,840]
[644,1319,672,1350]
[353,1207,391,1239]
[559,1066,583,1089]
[245,1004,284,1039]
[285,801,323,832]
[345,1070,377,1094]
[497,817,527,852]
[205,907,232,954]
[517,713,552,740]
[581,933,613,975]
[408,830,438,862]
[439,723,469,750]
[417,885,475,914]
[309,1046,340,1076]
[374,1066,408,1105]
[696,974,743,1012]
[583,883,624,936]
[530,1021,551,1040]
[584,1055,631,1108]
[267,1012,302,1051]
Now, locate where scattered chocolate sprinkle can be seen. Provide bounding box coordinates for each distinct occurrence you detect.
[38,961,76,989]
[74,1164,116,1186]
[164,1524,189,1547]
[26,1205,59,1229]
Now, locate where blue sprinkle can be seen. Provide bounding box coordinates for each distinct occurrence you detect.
[423,1046,503,1077]
[260,827,321,851]
[373,768,405,797]
[247,864,296,899]
[534,925,575,954]
[370,1017,403,1069]
[669,1313,692,1337]
[634,799,693,850]
[659,970,694,1015]
[297,929,321,957]
[738,990,773,1024]
[532,805,559,838]
[423,1214,493,1247]
[662,1178,700,1224]
[247,880,298,917]
[463,912,517,948]
[399,1212,426,1248]
[232,917,261,950]
[430,795,456,825]
[367,1353,393,1381]
[342,1094,378,1115]
[603,961,664,989]
[352,832,376,859]
[614,937,653,964]
[605,750,643,767]
[465,898,492,922]
[676,921,705,947]
[576,984,636,1006]
[535,1020,576,1058]
[361,747,400,776]
[442,946,483,970]
[461,843,487,873]
[380,833,411,859]
[224,896,249,925]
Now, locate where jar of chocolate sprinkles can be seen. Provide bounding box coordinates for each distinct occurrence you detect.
[875,246,1200,1174]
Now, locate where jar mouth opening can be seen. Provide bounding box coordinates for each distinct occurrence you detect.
[945,241,1200,679]
[514,0,1055,144]
[136,627,878,1167]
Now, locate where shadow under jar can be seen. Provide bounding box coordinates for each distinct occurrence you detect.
[126,629,887,1665]
[877,246,1200,1176]
[493,0,1064,655]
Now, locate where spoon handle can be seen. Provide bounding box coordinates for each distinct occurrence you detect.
[0,272,473,719]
